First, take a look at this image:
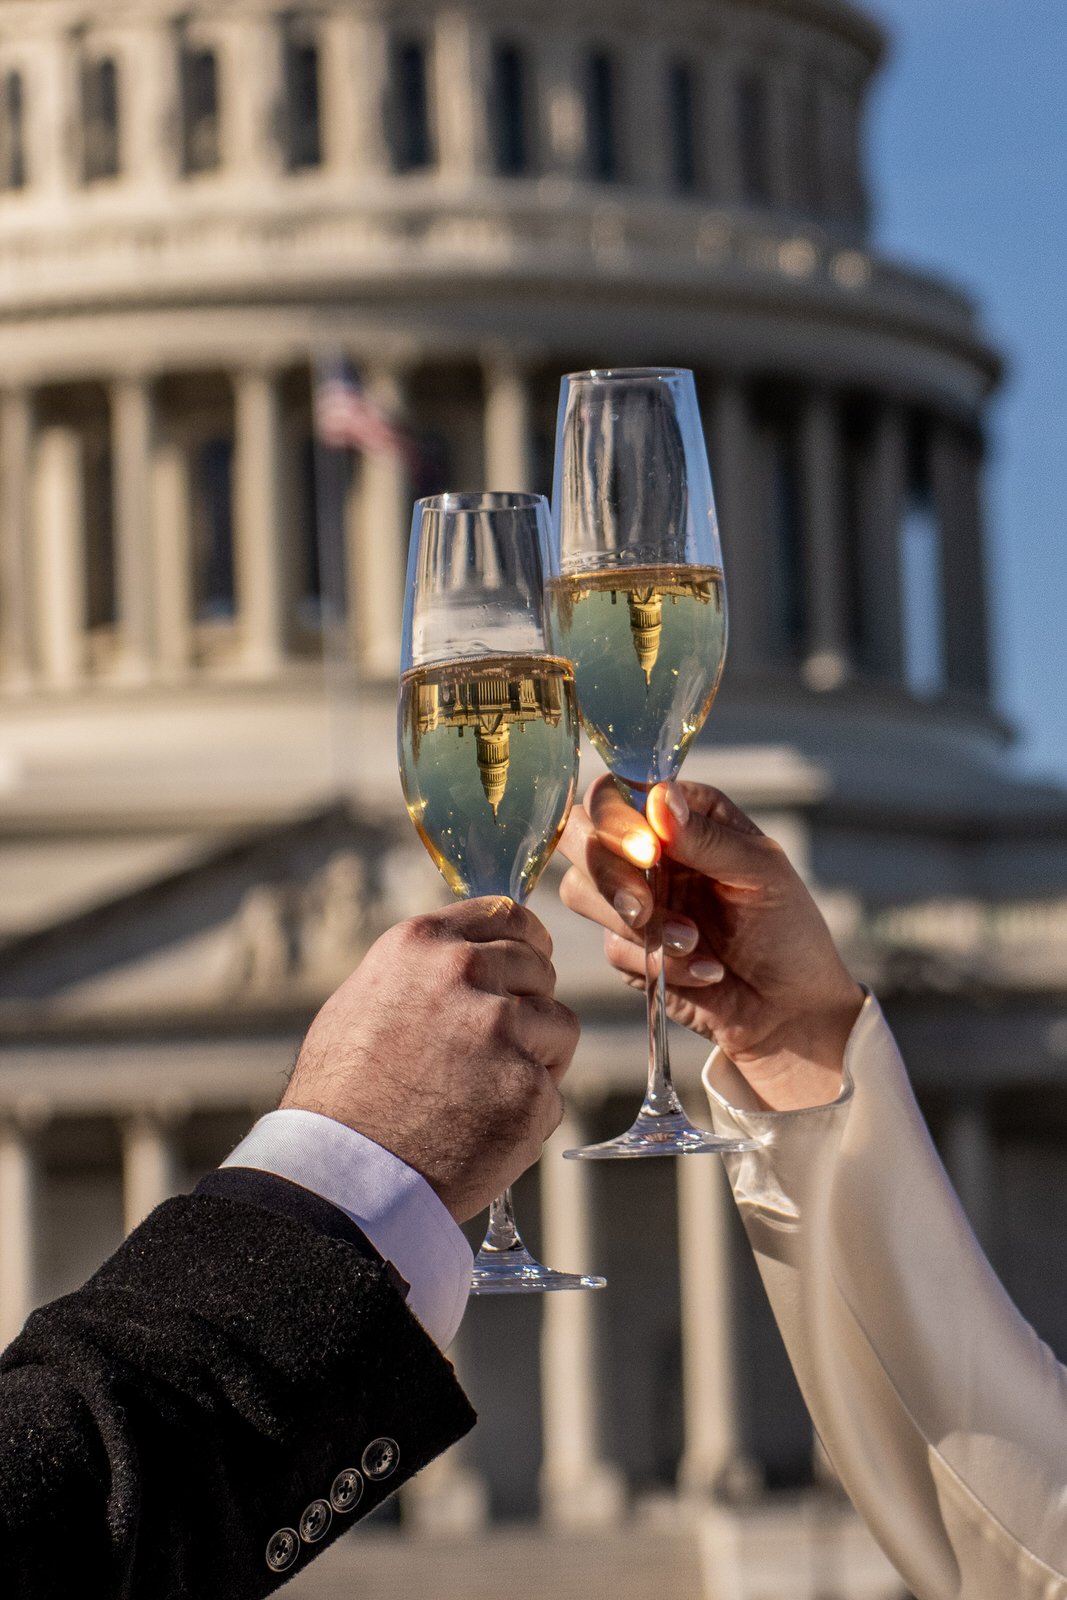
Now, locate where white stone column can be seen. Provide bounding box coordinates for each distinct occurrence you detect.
[539,39,585,179]
[799,390,850,690]
[111,376,156,681]
[708,377,765,673]
[319,11,362,176]
[151,438,195,679]
[29,29,71,197]
[483,358,534,492]
[116,20,175,189]
[860,404,907,681]
[32,425,86,689]
[677,1146,756,1499]
[540,1109,625,1528]
[122,1112,182,1234]
[435,10,489,182]
[942,1096,996,1259]
[0,390,36,689]
[345,13,391,176]
[349,364,409,679]
[233,367,287,676]
[219,14,283,179]
[0,1119,42,1346]
[403,1333,489,1535]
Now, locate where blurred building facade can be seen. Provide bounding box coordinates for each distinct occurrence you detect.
[0,2,1065,1596]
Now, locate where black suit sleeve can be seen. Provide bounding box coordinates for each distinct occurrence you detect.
[0,1193,476,1600]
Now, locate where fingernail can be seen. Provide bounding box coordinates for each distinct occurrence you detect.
[613,889,645,926]
[663,919,699,954]
[622,830,658,868]
[665,783,689,826]
[689,958,725,983]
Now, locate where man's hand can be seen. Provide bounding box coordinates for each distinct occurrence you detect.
[559,776,863,1110]
[282,898,579,1221]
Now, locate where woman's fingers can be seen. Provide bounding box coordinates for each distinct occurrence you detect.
[585,774,662,870]
[646,782,781,890]
[604,929,724,988]
[560,789,657,930]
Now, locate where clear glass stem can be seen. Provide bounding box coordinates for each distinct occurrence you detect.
[643,863,686,1117]
[482,1187,521,1254]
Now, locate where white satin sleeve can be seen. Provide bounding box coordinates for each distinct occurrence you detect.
[702,993,1067,1600]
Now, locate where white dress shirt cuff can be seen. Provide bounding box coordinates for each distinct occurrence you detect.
[221,1109,473,1351]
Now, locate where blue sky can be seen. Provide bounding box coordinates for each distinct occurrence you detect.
[866,0,1067,780]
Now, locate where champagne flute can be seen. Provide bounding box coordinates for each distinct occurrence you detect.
[551,368,759,1160]
[398,491,606,1291]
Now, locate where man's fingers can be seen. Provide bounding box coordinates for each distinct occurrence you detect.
[512,994,581,1083]
[646,782,777,888]
[429,896,554,963]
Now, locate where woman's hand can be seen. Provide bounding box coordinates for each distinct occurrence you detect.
[559,775,864,1110]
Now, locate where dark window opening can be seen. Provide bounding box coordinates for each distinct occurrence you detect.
[0,70,27,190]
[737,70,770,205]
[283,27,322,171]
[586,50,618,181]
[180,46,220,175]
[84,439,116,630]
[81,56,120,183]
[194,438,235,622]
[667,61,698,193]
[388,38,433,172]
[490,41,531,176]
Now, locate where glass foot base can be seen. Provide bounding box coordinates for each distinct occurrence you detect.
[470,1240,606,1295]
[564,1109,760,1160]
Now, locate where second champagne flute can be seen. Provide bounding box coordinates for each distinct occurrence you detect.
[551,368,758,1160]
[398,491,605,1292]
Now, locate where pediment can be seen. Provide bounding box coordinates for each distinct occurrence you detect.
[0,803,446,1029]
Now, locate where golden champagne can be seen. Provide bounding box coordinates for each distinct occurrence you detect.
[549,564,726,789]
[398,654,580,900]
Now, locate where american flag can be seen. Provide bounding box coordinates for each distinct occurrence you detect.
[313,363,414,461]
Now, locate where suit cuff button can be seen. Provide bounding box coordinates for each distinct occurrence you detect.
[299,1499,333,1544]
[265,1528,300,1573]
[362,1436,400,1480]
[330,1468,364,1513]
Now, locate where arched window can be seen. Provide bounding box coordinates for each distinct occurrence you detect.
[179,44,220,175]
[667,61,698,193]
[736,69,770,205]
[586,49,619,181]
[283,18,322,171]
[490,41,532,176]
[0,69,27,190]
[388,36,433,172]
[81,55,120,183]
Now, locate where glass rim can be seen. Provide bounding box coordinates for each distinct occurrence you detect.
[413,490,549,513]
[562,366,692,383]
